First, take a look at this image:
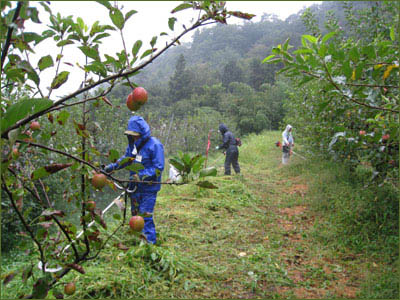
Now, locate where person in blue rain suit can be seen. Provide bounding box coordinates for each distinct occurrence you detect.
[104,115,164,244]
[215,123,240,175]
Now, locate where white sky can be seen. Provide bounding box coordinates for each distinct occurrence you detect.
[22,1,321,98]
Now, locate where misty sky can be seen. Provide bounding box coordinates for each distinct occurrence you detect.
[23,1,321,97]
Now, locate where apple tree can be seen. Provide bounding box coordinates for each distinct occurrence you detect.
[263,1,399,185]
[0,1,254,297]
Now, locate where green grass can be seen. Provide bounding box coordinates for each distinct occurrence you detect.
[1,131,398,299]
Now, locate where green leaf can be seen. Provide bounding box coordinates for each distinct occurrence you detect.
[50,71,69,89]
[390,26,395,41]
[169,158,185,172]
[263,58,282,64]
[95,0,112,9]
[342,60,352,79]
[132,40,142,57]
[32,277,49,299]
[27,69,40,85]
[56,39,74,47]
[77,17,85,30]
[125,163,144,172]
[297,76,314,87]
[318,44,327,57]
[140,48,156,59]
[362,45,376,60]
[293,49,313,55]
[1,98,53,133]
[108,149,119,163]
[78,45,100,60]
[262,55,275,64]
[321,31,336,44]
[38,55,54,71]
[110,7,125,30]
[119,157,133,166]
[92,32,111,43]
[22,32,42,43]
[113,213,121,220]
[349,47,359,63]
[199,167,217,178]
[150,36,157,48]
[26,7,40,23]
[282,38,290,51]
[168,17,177,31]
[196,181,218,189]
[125,9,137,22]
[56,110,70,125]
[31,167,50,180]
[171,3,192,13]
[302,34,318,44]
[8,128,21,146]
[85,61,107,77]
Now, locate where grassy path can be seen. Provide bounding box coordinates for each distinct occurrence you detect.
[2,131,396,299]
[153,131,366,298]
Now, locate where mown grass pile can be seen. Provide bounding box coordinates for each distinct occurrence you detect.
[1,131,397,299]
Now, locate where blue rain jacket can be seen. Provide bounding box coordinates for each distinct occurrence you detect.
[107,116,164,193]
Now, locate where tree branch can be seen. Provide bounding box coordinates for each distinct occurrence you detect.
[2,18,218,139]
[316,64,398,113]
[0,1,23,72]
[1,177,46,274]
[7,167,81,261]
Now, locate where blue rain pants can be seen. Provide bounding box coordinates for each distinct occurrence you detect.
[130,191,157,244]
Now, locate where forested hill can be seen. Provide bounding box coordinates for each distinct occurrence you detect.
[133,1,369,87]
[103,1,374,154]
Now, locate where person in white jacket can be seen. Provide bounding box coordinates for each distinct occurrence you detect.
[282,125,294,164]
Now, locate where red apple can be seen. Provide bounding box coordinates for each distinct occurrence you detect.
[359,130,366,135]
[91,173,107,189]
[382,134,390,141]
[12,148,20,159]
[126,87,148,111]
[129,216,144,232]
[86,201,96,211]
[30,121,40,131]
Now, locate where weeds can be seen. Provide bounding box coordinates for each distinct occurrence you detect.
[1,131,398,299]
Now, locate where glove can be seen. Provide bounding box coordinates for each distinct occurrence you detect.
[103,164,113,173]
[215,146,219,150]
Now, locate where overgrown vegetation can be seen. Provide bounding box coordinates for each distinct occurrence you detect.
[2,132,398,299]
[1,1,398,298]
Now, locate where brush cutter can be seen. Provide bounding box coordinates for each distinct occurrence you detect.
[275,141,307,160]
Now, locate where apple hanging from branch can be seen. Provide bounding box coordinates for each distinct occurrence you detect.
[126,87,148,111]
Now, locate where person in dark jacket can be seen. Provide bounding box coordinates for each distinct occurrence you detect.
[215,123,240,175]
[104,115,164,244]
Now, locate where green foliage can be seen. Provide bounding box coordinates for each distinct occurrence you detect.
[265,1,399,184]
